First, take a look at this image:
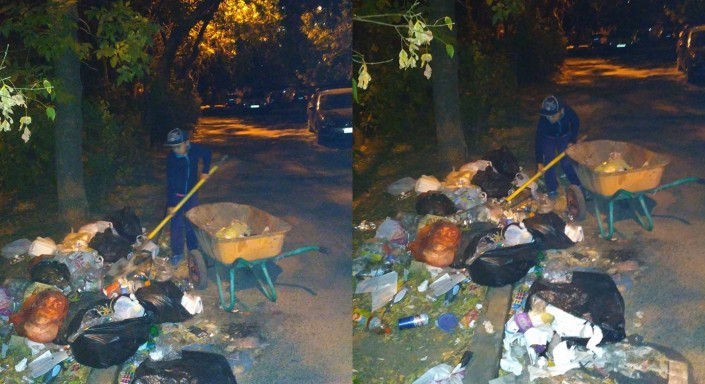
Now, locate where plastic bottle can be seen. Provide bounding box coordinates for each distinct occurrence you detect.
[153,255,173,282]
[112,294,145,321]
[367,316,392,335]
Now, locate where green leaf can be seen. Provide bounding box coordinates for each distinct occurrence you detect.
[444,16,453,31]
[445,44,454,59]
[43,80,52,94]
[46,107,56,121]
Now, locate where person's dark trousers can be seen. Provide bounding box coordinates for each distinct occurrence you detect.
[540,135,581,193]
[169,195,200,257]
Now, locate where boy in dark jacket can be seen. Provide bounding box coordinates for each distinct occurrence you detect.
[164,128,212,266]
[535,95,582,199]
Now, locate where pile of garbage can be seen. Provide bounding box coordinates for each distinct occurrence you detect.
[354,145,688,383]
[353,146,586,383]
[0,206,240,383]
[492,244,688,384]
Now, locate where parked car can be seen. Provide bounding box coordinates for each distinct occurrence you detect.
[307,88,353,145]
[241,90,272,112]
[676,25,705,83]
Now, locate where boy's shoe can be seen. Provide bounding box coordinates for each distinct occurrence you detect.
[170,254,183,266]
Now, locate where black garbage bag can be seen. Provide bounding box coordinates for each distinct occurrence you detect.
[471,168,514,198]
[107,206,143,242]
[89,229,133,263]
[457,228,539,287]
[526,271,626,344]
[54,293,109,346]
[415,191,457,216]
[133,350,237,384]
[523,212,576,250]
[135,281,193,324]
[70,312,154,368]
[30,260,71,290]
[482,145,520,179]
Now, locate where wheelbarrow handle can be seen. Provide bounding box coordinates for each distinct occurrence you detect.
[146,155,229,240]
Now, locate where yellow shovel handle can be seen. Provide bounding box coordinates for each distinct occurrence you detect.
[147,155,228,240]
[504,152,567,203]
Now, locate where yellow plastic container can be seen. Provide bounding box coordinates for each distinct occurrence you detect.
[566,140,670,197]
[186,203,292,263]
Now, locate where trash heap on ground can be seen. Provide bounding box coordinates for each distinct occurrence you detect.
[353,145,687,384]
[0,206,246,383]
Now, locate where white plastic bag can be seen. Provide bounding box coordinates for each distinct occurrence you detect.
[387,177,417,195]
[413,363,465,384]
[28,237,57,257]
[2,238,32,259]
[415,175,442,193]
[458,160,492,173]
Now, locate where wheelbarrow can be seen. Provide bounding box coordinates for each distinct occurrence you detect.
[565,140,705,239]
[185,202,324,311]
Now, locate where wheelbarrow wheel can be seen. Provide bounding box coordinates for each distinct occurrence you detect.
[188,249,209,290]
[566,185,587,221]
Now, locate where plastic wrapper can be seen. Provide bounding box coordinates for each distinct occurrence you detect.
[594,151,633,173]
[9,289,69,343]
[54,293,110,345]
[444,169,476,189]
[408,221,461,268]
[0,286,14,316]
[215,219,252,239]
[77,221,116,240]
[57,232,92,253]
[458,160,492,173]
[374,217,407,243]
[443,186,487,211]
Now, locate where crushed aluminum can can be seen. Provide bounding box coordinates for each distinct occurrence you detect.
[397,191,413,201]
[354,220,377,231]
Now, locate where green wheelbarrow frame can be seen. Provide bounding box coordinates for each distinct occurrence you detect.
[190,245,322,311]
[185,202,325,312]
[571,177,705,239]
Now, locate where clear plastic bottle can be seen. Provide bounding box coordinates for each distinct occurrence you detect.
[152,255,173,282]
[366,316,392,335]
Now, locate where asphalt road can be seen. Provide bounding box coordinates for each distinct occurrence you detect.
[186,112,352,383]
[520,50,705,382]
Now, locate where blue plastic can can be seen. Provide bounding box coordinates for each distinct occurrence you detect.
[398,314,429,330]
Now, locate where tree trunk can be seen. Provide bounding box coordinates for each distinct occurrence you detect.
[53,1,88,226]
[430,0,467,172]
